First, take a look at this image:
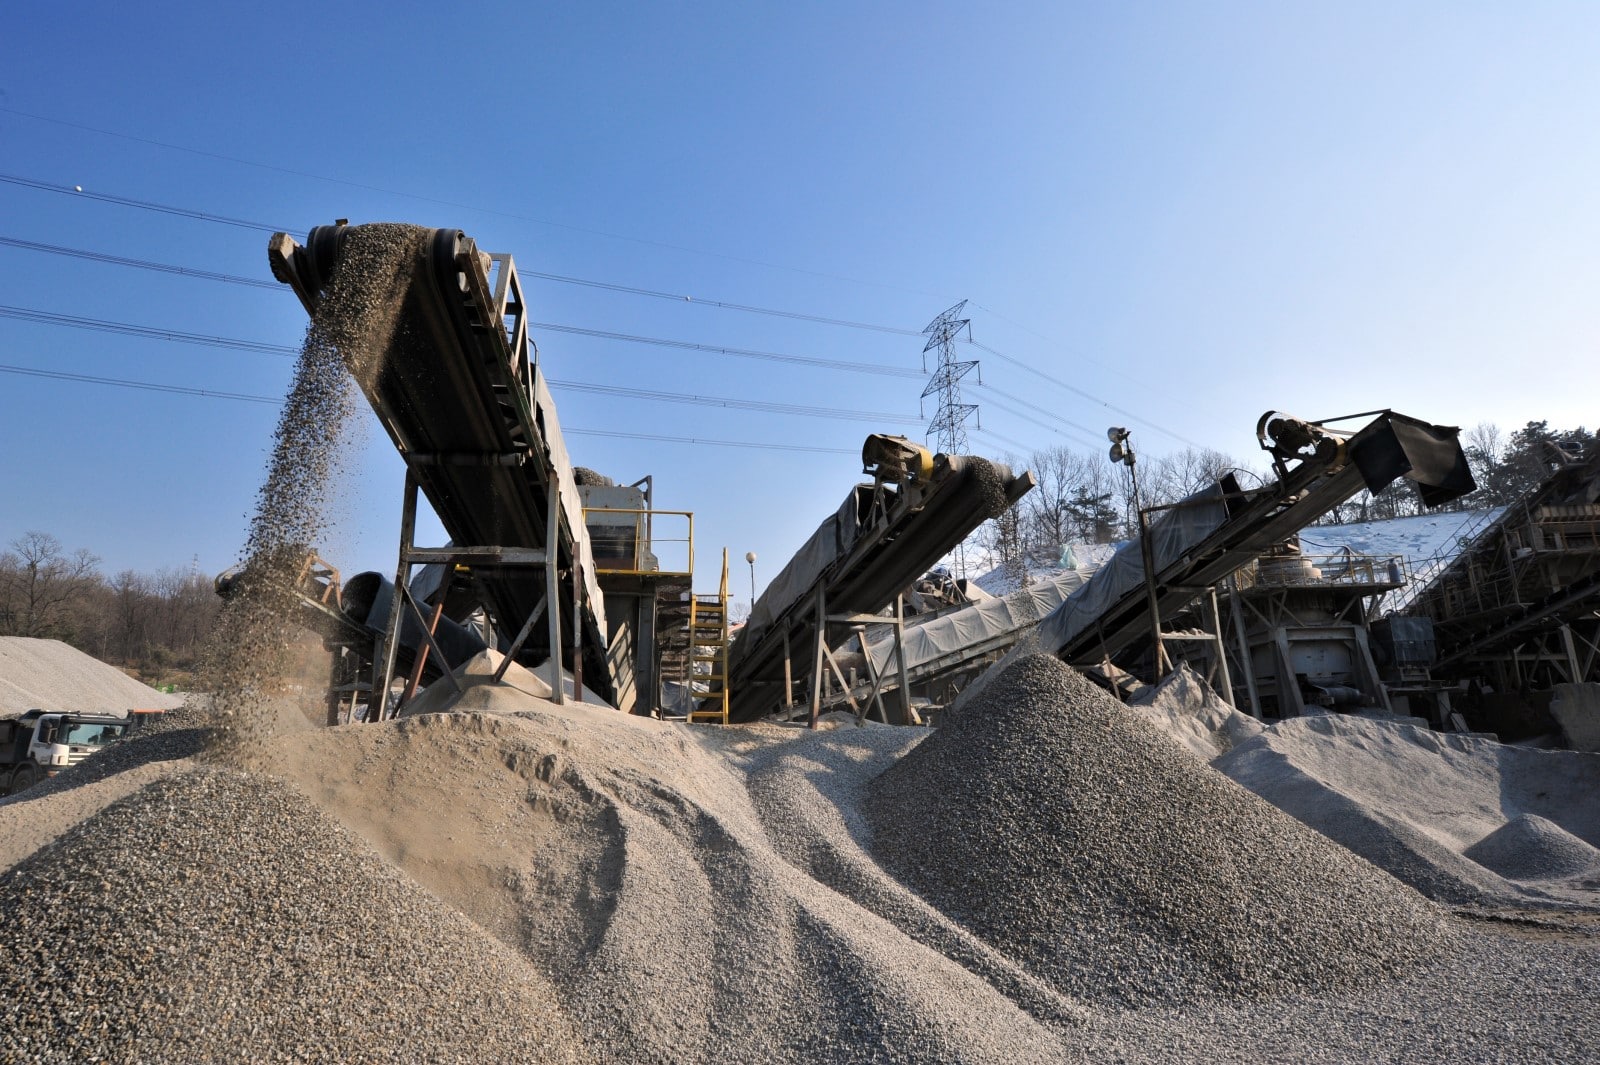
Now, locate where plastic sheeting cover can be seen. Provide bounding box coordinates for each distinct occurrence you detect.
[863,563,1102,679]
[731,485,869,673]
[1036,484,1230,658]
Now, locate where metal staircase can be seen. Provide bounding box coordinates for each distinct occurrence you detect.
[688,549,732,724]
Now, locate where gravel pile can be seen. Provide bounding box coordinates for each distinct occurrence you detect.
[868,653,1454,1007]
[1216,712,1600,908]
[0,637,185,717]
[0,767,587,1064]
[1465,813,1600,882]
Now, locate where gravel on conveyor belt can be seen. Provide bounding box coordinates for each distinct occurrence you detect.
[0,767,589,1065]
[868,653,1455,1008]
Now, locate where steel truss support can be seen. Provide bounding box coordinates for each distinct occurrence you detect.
[370,473,569,719]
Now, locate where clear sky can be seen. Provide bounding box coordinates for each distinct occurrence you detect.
[3,2,1598,608]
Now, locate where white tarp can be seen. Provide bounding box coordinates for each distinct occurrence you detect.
[1036,484,1230,657]
[534,370,608,645]
[864,563,1103,680]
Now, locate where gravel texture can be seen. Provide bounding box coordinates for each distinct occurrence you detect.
[0,670,1596,1062]
[869,653,1454,1008]
[0,767,587,1064]
[201,224,427,760]
[1465,813,1600,883]
[0,637,184,717]
[1216,711,1600,909]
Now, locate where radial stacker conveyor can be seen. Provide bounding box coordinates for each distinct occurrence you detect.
[268,224,614,711]
[726,435,1036,723]
[1037,409,1477,680]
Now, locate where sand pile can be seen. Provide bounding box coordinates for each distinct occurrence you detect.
[1129,662,1263,760]
[0,691,1077,1062]
[868,654,1453,1007]
[1464,813,1600,883]
[1216,714,1600,908]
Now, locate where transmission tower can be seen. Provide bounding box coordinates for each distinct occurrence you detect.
[920,300,979,455]
[920,301,981,579]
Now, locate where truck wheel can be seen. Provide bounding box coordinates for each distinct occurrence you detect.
[8,765,36,795]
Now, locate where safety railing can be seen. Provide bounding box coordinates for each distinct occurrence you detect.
[582,508,694,577]
[1233,550,1408,591]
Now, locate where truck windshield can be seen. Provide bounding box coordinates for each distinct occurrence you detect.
[59,722,127,747]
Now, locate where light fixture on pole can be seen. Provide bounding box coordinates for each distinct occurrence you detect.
[1107,426,1169,681]
[745,551,758,613]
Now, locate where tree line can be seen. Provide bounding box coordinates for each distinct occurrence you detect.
[0,531,221,683]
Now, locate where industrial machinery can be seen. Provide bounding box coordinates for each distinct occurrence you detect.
[1,708,128,795]
[1393,439,1600,736]
[1037,410,1475,700]
[726,434,1036,723]
[268,223,615,714]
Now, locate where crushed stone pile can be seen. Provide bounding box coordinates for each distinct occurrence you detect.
[868,654,1453,1008]
[0,637,184,717]
[1130,662,1264,760]
[199,223,428,759]
[1216,714,1600,909]
[1464,813,1600,883]
[1,689,1077,1063]
[0,768,587,1064]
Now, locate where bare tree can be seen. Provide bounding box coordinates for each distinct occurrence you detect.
[0,531,101,639]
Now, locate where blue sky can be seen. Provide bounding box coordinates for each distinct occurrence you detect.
[3,2,1598,606]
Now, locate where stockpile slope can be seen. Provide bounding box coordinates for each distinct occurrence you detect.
[869,654,1453,1008]
[0,689,1073,1063]
[0,768,588,1065]
[1217,715,1600,908]
[266,694,1071,1064]
[0,637,184,716]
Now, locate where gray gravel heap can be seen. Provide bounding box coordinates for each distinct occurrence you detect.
[868,653,1454,1008]
[1465,813,1600,882]
[0,767,588,1065]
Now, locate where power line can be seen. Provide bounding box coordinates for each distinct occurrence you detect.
[0,235,281,289]
[0,305,298,355]
[969,339,1207,451]
[522,270,922,336]
[0,302,919,422]
[0,173,286,233]
[0,109,945,296]
[0,303,921,380]
[970,381,1106,444]
[530,322,923,379]
[0,173,1206,448]
[0,361,861,456]
[565,428,856,455]
[0,362,279,403]
[548,379,920,425]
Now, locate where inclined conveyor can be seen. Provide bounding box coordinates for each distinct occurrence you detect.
[268,224,613,705]
[727,437,1036,722]
[1039,410,1476,673]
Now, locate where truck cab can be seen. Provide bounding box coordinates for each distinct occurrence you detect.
[1,709,129,796]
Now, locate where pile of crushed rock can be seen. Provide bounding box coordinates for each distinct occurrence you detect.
[2,655,1598,1062]
[868,654,1452,1007]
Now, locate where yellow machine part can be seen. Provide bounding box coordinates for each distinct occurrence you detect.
[862,434,935,482]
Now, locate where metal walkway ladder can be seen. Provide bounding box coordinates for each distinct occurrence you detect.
[688,549,732,724]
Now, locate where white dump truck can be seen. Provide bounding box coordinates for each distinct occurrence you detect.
[1,708,129,795]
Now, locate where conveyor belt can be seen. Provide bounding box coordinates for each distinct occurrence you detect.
[269,224,613,702]
[1040,410,1475,671]
[726,452,1035,721]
